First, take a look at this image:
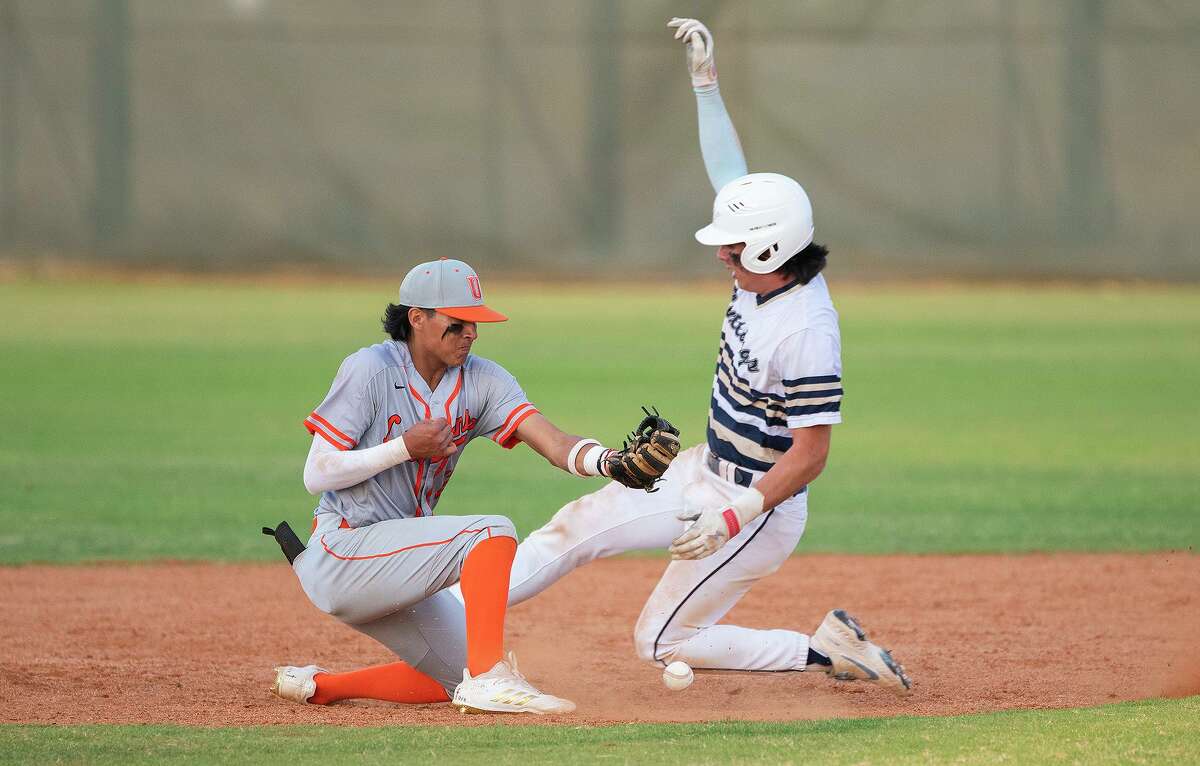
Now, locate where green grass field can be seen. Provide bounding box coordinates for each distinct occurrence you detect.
[2,697,1197,765]
[1,279,1197,561]
[2,278,1198,764]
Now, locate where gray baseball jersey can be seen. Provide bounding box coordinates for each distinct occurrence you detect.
[303,340,537,527]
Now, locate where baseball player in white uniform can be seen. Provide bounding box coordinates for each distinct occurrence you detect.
[496,17,912,692]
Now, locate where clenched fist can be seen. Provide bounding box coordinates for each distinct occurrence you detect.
[402,418,458,460]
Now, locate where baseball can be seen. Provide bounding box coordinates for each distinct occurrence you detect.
[662,661,694,691]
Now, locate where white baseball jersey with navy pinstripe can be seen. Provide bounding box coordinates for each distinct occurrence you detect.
[303,340,537,527]
[707,273,843,473]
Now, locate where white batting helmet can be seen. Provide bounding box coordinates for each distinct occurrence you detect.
[695,173,814,275]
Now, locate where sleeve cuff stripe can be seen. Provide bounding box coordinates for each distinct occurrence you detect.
[785,388,843,400]
[781,374,842,386]
[494,402,535,442]
[785,395,841,408]
[495,405,539,446]
[786,402,842,416]
[304,417,355,450]
[308,412,356,446]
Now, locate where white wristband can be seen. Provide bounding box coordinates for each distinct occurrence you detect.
[566,439,600,477]
[581,444,614,478]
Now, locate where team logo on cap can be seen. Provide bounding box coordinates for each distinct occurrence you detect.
[467,275,482,300]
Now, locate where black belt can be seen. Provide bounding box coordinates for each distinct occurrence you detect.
[704,451,757,488]
[704,451,806,495]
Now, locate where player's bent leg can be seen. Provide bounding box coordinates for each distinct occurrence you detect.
[342,588,471,701]
[291,510,575,713]
[308,662,450,705]
[507,444,710,606]
[271,589,464,706]
[633,497,809,671]
[274,524,495,707]
[278,513,520,707]
[458,533,517,675]
[294,512,515,625]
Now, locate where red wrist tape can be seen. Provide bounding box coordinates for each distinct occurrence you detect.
[722,508,741,538]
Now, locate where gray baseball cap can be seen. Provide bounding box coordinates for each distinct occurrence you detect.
[398,258,507,323]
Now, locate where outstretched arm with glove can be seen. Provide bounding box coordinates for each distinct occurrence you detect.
[668,17,749,192]
[515,408,681,491]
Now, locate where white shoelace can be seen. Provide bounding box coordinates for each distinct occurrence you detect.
[487,653,544,698]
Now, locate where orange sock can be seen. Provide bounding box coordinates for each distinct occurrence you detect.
[309,662,449,705]
[458,534,517,676]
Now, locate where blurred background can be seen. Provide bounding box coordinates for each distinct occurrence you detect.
[2,0,1197,281]
[1,1,1198,564]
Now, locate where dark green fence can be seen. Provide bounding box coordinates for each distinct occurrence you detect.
[2,1,1197,279]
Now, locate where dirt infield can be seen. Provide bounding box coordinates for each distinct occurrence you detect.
[2,553,1197,727]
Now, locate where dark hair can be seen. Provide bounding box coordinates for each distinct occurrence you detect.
[381,304,433,341]
[775,241,829,285]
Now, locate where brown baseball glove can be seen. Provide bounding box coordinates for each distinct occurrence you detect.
[605,407,681,492]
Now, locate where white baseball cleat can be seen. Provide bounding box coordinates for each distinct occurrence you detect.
[270,664,325,704]
[809,609,912,695]
[452,652,575,715]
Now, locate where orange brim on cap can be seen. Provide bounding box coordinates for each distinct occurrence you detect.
[438,305,508,323]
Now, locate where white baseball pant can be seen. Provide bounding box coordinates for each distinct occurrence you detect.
[508,444,813,671]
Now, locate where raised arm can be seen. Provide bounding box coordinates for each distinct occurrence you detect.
[668,17,748,192]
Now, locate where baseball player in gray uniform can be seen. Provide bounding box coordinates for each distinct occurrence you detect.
[270,257,677,714]
[491,17,913,693]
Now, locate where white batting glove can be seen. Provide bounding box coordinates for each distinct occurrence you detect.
[667,17,718,91]
[670,508,733,560]
[669,488,765,560]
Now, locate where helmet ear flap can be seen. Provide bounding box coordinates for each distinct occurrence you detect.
[755,243,780,265]
[740,241,783,273]
[740,241,774,269]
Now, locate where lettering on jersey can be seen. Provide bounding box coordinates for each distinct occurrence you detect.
[725,306,760,373]
[449,408,478,440]
[726,305,748,342]
[382,414,403,442]
[738,348,760,373]
[383,409,474,448]
[420,408,479,506]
